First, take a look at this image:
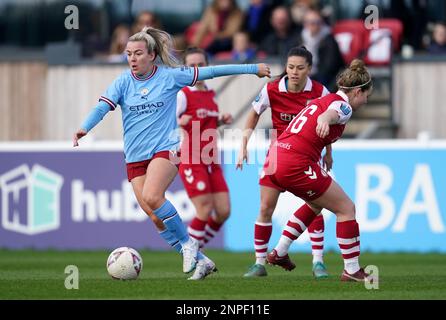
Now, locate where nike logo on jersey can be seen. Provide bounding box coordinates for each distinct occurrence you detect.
[304,166,317,180]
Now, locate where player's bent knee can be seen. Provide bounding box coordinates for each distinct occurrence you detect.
[336,201,356,220]
[142,194,164,211]
[216,208,230,221]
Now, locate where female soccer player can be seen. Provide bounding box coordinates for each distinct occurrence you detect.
[266,59,372,282]
[237,46,331,278]
[73,27,270,278]
[176,47,232,279]
[177,48,231,247]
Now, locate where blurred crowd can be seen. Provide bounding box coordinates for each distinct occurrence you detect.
[1,0,445,89]
[91,0,446,90]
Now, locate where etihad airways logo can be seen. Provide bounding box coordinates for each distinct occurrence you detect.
[129,102,165,115]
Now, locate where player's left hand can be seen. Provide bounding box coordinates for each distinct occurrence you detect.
[257,63,271,78]
[322,153,333,171]
[220,113,233,125]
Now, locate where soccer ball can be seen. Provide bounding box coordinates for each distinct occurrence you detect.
[106,247,143,280]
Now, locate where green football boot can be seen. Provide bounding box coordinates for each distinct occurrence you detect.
[243,264,267,277]
[312,262,329,279]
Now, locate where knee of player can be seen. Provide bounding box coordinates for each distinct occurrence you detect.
[196,199,214,216]
[215,206,230,221]
[339,201,356,219]
[142,193,164,210]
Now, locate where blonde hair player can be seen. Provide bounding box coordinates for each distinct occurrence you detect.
[73,27,271,278]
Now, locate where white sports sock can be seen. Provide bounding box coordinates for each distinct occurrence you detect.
[275,236,293,257]
[255,257,266,265]
[312,253,324,264]
[344,257,360,274]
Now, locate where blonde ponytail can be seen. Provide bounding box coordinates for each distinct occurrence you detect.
[128,26,179,67]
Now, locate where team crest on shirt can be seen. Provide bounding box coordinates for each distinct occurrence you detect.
[140,88,149,100]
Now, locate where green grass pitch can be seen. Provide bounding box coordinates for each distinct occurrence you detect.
[0,249,445,300]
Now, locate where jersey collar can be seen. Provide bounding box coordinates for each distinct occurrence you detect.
[279,76,312,92]
[336,90,350,103]
[131,65,158,81]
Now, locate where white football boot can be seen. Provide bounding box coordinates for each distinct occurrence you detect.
[182,238,199,273]
[188,256,217,280]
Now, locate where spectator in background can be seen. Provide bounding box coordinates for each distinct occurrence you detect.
[131,11,162,35]
[242,0,274,45]
[192,0,243,55]
[107,24,130,63]
[427,22,446,55]
[290,0,318,27]
[298,9,343,91]
[259,6,301,61]
[231,31,257,61]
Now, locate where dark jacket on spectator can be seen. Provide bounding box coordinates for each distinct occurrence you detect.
[427,42,446,55]
[259,29,301,61]
[297,32,344,91]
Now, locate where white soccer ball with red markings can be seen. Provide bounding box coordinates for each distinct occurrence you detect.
[106,247,143,280]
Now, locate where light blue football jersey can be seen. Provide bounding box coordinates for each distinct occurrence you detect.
[98,65,198,163]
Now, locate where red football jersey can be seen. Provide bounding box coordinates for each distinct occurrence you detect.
[177,86,219,164]
[252,77,329,136]
[277,91,353,162]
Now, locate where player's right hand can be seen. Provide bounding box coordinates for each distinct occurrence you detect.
[178,114,193,127]
[316,121,330,138]
[73,129,87,147]
[256,63,271,78]
[236,148,248,170]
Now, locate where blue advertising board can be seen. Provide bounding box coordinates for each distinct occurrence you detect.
[1,141,445,252]
[223,141,446,253]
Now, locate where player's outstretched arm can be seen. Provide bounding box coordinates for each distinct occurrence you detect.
[197,63,271,81]
[74,103,111,147]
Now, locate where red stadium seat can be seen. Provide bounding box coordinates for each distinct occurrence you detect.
[333,19,367,65]
[333,18,404,66]
[363,19,403,66]
[184,21,214,49]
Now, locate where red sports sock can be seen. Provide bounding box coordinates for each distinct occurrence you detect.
[254,222,272,262]
[203,215,223,244]
[282,204,317,241]
[308,214,325,257]
[336,220,360,260]
[188,217,207,247]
